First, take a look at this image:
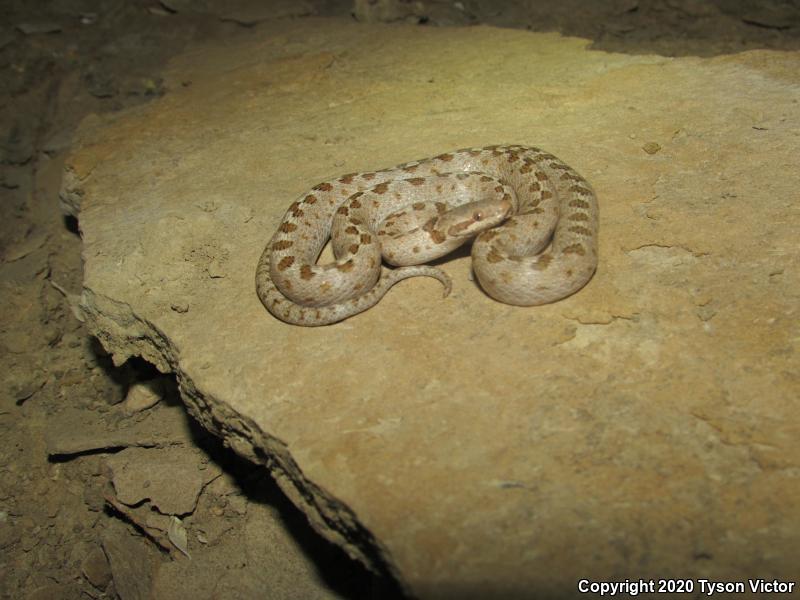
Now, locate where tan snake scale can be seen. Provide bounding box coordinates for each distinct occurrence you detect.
[256,145,598,326]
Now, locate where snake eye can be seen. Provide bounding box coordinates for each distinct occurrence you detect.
[473,211,484,221]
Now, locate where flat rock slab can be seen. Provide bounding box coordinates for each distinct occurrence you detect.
[63,18,800,598]
[106,446,220,515]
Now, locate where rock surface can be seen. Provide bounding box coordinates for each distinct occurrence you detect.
[122,378,165,414]
[106,446,220,515]
[62,18,800,598]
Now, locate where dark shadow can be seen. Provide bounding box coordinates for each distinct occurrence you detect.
[63,214,80,236]
[180,386,409,600]
[70,348,407,598]
[354,0,800,57]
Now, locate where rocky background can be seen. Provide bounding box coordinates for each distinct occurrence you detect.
[1,1,798,599]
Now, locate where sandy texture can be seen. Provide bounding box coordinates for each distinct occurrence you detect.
[63,18,799,597]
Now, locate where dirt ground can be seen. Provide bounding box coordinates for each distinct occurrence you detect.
[1,1,798,598]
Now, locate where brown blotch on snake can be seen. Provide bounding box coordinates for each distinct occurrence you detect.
[568,226,593,236]
[486,249,505,263]
[562,243,587,256]
[568,213,590,222]
[430,230,447,244]
[531,253,554,270]
[277,256,294,271]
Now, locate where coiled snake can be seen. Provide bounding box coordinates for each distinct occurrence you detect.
[256,145,598,326]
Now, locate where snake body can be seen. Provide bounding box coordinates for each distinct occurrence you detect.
[256,145,598,326]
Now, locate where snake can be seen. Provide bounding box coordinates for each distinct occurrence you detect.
[256,145,598,326]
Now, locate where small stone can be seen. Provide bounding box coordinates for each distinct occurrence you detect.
[9,370,46,404]
[82,545,112,589]
[41,128,74,155]
[642,141,661,154]
[102,528,157,598]
[84,69,117,99]
[20,533,39,552]
[122,379,165,414]
[147,6,173,16]
[15,23,62,34]
[83,484,105,513]
[0,521,20,549]
[43,325,62,346]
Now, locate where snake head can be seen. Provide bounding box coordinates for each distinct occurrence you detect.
[445,196,514,238]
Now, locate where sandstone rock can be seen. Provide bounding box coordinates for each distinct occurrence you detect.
[122,378,165,414]
[63,18,800,598]
[81,544,112,590]
[46,404,193,457]
[102,522,158,600]
[106,446,219,515]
